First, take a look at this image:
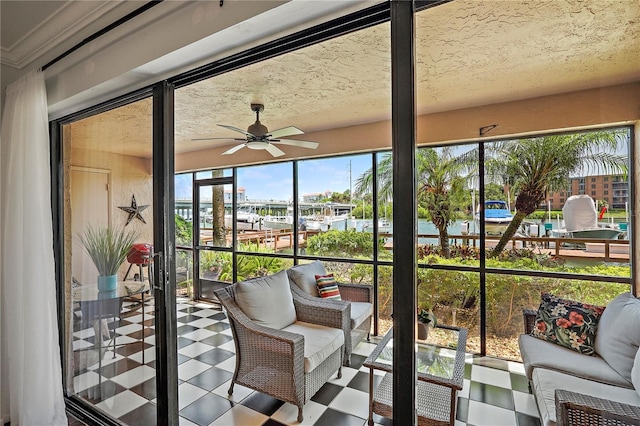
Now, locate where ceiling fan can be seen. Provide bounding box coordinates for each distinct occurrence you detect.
[192,103,319,157]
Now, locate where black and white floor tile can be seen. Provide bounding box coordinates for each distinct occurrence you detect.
[71,298,541,426]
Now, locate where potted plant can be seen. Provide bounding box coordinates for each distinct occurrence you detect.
[79,225,138,291]
[417,308,437,340]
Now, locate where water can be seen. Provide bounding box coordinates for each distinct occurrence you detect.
[338,218,467,245]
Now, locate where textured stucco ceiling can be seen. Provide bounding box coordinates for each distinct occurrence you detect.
[70,0,640,159]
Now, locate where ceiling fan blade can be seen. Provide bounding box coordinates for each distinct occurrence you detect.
[218,124,255,138]
[271,139,319,149]
[191,137,245,141]
[264,144,286,157]
[268,126,304,139]
[221,144,247,155]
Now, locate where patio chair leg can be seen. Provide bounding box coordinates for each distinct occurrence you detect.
[367,332,370,342]
[337,365,342,379]
[228,382,234,395]
[297,406,303,423]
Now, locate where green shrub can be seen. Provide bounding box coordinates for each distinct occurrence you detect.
[306,229,385,258]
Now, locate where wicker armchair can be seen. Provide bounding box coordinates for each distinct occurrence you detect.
[287,261,373,366]
[215,279,347,423]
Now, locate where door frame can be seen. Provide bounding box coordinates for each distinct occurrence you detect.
[193,175,234,302]
[52,82,179,425]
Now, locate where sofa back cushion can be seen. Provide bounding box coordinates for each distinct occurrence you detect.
[287,260,327,297]
[595,292,640,384]
[235,270,297,330]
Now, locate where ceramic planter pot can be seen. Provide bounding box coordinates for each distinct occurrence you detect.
[97,274,117,292]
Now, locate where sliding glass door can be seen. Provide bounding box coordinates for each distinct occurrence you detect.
[56,84,178,425]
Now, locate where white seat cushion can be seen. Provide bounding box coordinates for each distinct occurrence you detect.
[235,270,296,330]
[350,301,373,329]
[518,334,630,387]
[281,321,344,373]
[532,367,640,426]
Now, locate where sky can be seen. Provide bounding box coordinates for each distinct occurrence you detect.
[175,154,376,201]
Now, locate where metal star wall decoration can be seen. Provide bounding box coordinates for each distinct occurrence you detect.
[118,194,149,225]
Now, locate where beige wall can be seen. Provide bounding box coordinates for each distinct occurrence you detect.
[70,147,154,245]
[176,82,640,172]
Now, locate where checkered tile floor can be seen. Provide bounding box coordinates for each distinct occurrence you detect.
[71,298,541,426]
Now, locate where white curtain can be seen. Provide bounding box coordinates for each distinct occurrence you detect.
[0,70,67,425]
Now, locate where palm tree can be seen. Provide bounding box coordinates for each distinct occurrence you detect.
[486,131,627,257]
[355,147,467,257]
[418,148,467,257]
[212,170,227,246]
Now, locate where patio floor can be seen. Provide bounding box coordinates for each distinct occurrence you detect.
[71,297,541,426]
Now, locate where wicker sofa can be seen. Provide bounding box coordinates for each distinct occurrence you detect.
[286,260,373,366]
[214,270,346,423]
[518,292,640,426]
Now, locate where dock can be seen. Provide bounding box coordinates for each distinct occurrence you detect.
[200,228,321,251]
[384,233,630,263]
[202,228,629,263]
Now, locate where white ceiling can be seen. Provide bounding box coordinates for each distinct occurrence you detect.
[3,0,640,160]
[0,1,143,82]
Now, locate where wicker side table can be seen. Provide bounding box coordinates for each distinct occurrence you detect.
[364,326,468,426]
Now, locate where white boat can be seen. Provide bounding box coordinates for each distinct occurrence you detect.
[224,207,261,229]
[362,218,392,233]
[262,215,294,230]
[552,194,624,240]
[474,200,513,235]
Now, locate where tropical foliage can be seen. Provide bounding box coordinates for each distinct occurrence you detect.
[200,243,288,282]
[306,229,385,258]
[175,214,193,246]
[355,148,468,257]
[480,131,627,256]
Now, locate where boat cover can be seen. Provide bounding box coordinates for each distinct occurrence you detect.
[562,194,597,231]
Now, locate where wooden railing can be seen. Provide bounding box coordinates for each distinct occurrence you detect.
[380,233,629,262]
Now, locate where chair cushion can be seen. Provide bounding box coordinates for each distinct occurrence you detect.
[316,274,341,300]
[350,301,373,329]
[529,293,605,356]
[532,367,640,426]
[235,270,296,330]
[595,292,640,384]
[281,321,344,373]
[287,260,327,297]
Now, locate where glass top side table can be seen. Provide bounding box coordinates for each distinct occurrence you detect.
[363,325,468,425]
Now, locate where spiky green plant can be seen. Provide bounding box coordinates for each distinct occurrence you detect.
[79,225,139,276]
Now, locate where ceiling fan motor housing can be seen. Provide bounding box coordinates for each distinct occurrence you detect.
[247,121,268,138]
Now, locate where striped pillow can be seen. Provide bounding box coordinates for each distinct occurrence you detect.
[315,274,341,300]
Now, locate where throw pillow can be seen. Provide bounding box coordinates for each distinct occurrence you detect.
[316,274,341,300]
[530,293,605,356]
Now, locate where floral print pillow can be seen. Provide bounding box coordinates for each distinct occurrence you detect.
[530,293,606,356]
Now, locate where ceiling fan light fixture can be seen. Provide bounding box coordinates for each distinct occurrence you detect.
[246,141,270,150]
